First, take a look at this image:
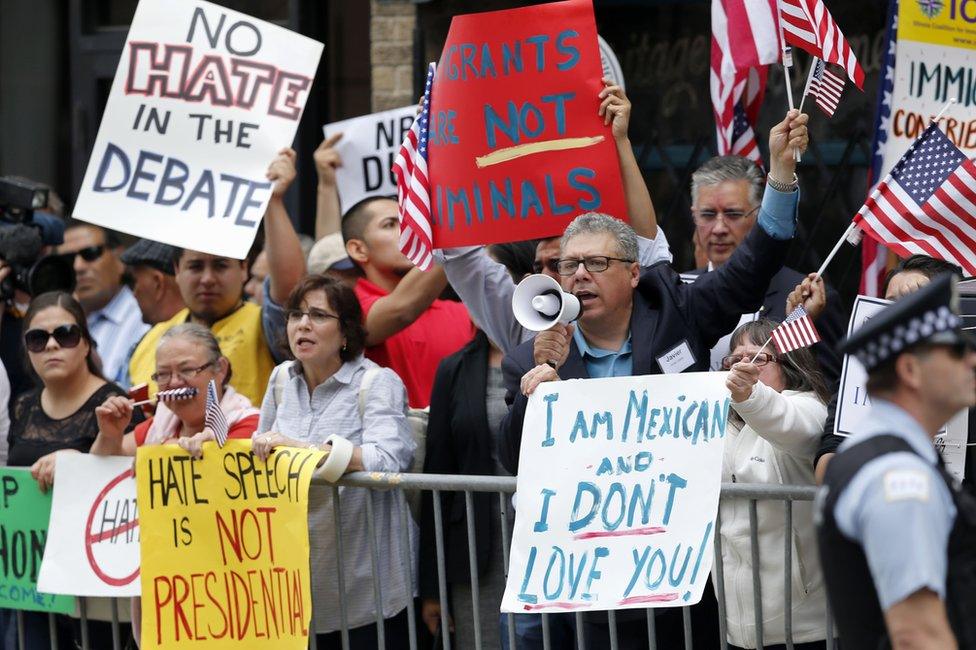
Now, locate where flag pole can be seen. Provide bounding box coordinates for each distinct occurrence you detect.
[777,0,801,162]
[813,98,958,280]
[798,57,819,114]
[749,337,774,363]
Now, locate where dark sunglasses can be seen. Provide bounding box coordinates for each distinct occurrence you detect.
[63,245,105,263]
[24,324,83,353]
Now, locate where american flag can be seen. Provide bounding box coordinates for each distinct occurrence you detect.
[205,379,228,447]
[392,63,436,271]
[806,58,845,117]
[772,306,822,353]
[779,0,865,88]
[853,123,976,277]
[710,0,778,158]
[861,0,897,297]
[732,103,761,164]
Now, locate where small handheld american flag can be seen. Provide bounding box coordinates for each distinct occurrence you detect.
[772,306,822,354]
[392,62,437,271]
[805,58,845,117]
[204,379,229,447]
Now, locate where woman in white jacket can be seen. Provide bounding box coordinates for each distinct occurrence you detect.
[717,318,832,650]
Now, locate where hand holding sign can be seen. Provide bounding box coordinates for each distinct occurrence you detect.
[267,147,297,198]
[598,78,630,139]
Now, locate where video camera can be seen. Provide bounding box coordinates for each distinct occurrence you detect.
[0,176,75,301]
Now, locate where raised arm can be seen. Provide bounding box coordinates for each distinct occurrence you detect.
[364,265,449,346]
[600,79,656,239]
[314,133,343,240]
[728,371,827,457]
[91,395,138,457]
[265,148,307,305]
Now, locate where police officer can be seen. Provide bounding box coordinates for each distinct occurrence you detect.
[817,273,976,648]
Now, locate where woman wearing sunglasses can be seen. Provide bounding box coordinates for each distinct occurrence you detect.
[717,319,832,650]
[251,274,415,649]
[91,323,259,458]
[6,291,142,492]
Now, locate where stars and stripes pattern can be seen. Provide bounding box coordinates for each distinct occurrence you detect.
[392,63,436,271]
[860,0,897,297]
[854,123,976,277]
[772,306,822,353]
[711,0,778,158]
[806,58,845,116]
[205,379,228,447]
[779,0,865,88]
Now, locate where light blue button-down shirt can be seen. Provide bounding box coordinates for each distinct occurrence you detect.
[87,286,149,388]
[756,184,799,240]
[573,327,633,378]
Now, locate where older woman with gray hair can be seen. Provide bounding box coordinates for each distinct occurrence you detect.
[92,323,260,455]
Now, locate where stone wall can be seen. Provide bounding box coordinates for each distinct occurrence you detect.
[370,0,416,111]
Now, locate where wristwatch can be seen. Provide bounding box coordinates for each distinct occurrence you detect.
[766,173,799,193]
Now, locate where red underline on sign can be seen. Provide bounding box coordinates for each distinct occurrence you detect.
[475,135,605,168]
[573,526,666,541]
[522,602,592,611]
[87,518,139,544]
[618,593,681,606]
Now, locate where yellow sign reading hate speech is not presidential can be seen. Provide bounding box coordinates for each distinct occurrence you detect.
[136,439,325,650]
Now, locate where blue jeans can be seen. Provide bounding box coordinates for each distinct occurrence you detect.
[499,612,577,650]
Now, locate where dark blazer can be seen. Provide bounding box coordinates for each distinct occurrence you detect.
[500,224,791,473]
[683,265,845,386]
[418,332,499,599]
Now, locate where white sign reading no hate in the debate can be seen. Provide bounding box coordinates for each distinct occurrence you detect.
[323,106,416,213]
[73,0,323,259]
[501,372,730,613]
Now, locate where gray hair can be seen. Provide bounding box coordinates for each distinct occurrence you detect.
[561,212,639,261]
[158,323,231,387]
[690,155,765,208]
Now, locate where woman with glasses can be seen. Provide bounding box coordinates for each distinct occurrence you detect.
[90,323,259,456]
[6,292,142,489]
[251,274,415,649]
[5,291,142,650]
[717,319,832,650]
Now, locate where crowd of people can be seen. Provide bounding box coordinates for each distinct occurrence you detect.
[0,79,974,650]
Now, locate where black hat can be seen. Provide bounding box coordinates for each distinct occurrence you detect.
[120,239,179,276]
[838,273,975,372]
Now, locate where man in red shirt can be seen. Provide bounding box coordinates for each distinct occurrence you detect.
[342,197,475,408]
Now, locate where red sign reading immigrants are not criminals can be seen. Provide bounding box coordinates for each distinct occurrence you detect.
[427,0,628,247]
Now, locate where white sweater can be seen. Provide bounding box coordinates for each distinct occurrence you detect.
[717,382,829,649]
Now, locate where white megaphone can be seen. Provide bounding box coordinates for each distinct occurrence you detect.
[512,274,583,332]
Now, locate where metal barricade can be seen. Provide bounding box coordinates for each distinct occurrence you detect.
[8,475,836,650]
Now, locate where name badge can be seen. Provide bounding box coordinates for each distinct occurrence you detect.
[657,340,696,374]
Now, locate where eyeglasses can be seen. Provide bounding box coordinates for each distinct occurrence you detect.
[720,352,779,370]
[555,256,635,277]
[151,361,216,386]
[63,245,106,263]
[286,308,339,325]
[24,325,82,353]
[693,206,760,225]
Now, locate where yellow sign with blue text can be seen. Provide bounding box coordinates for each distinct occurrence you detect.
[136,440,325,649]
[900,0,976,48]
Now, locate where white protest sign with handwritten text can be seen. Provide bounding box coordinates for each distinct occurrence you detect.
[323,106,415,213]
[501,373,730,613]
[73,0,323,259]
[37,455,140,597]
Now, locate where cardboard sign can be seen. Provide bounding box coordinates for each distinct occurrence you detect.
[136,440,324,649]
[881,0,976,172]
[324,106,416,213]
[73,0,323,259]
[37,455,141,597]
[0,468,75,613]
[834,295,968,479]
[501,373,730,613]
[427,0,628,248]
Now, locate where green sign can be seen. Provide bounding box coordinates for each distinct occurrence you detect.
[0,467,75,613]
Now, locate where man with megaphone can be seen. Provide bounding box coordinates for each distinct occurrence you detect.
[499,108,809,650]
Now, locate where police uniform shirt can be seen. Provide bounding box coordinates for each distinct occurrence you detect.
[831,398,957,610]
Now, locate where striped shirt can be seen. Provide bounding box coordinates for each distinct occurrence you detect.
[87,286,149,388]
[256,356,416,633]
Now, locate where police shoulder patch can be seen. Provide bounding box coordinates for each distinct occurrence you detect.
[883,469,930,503]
